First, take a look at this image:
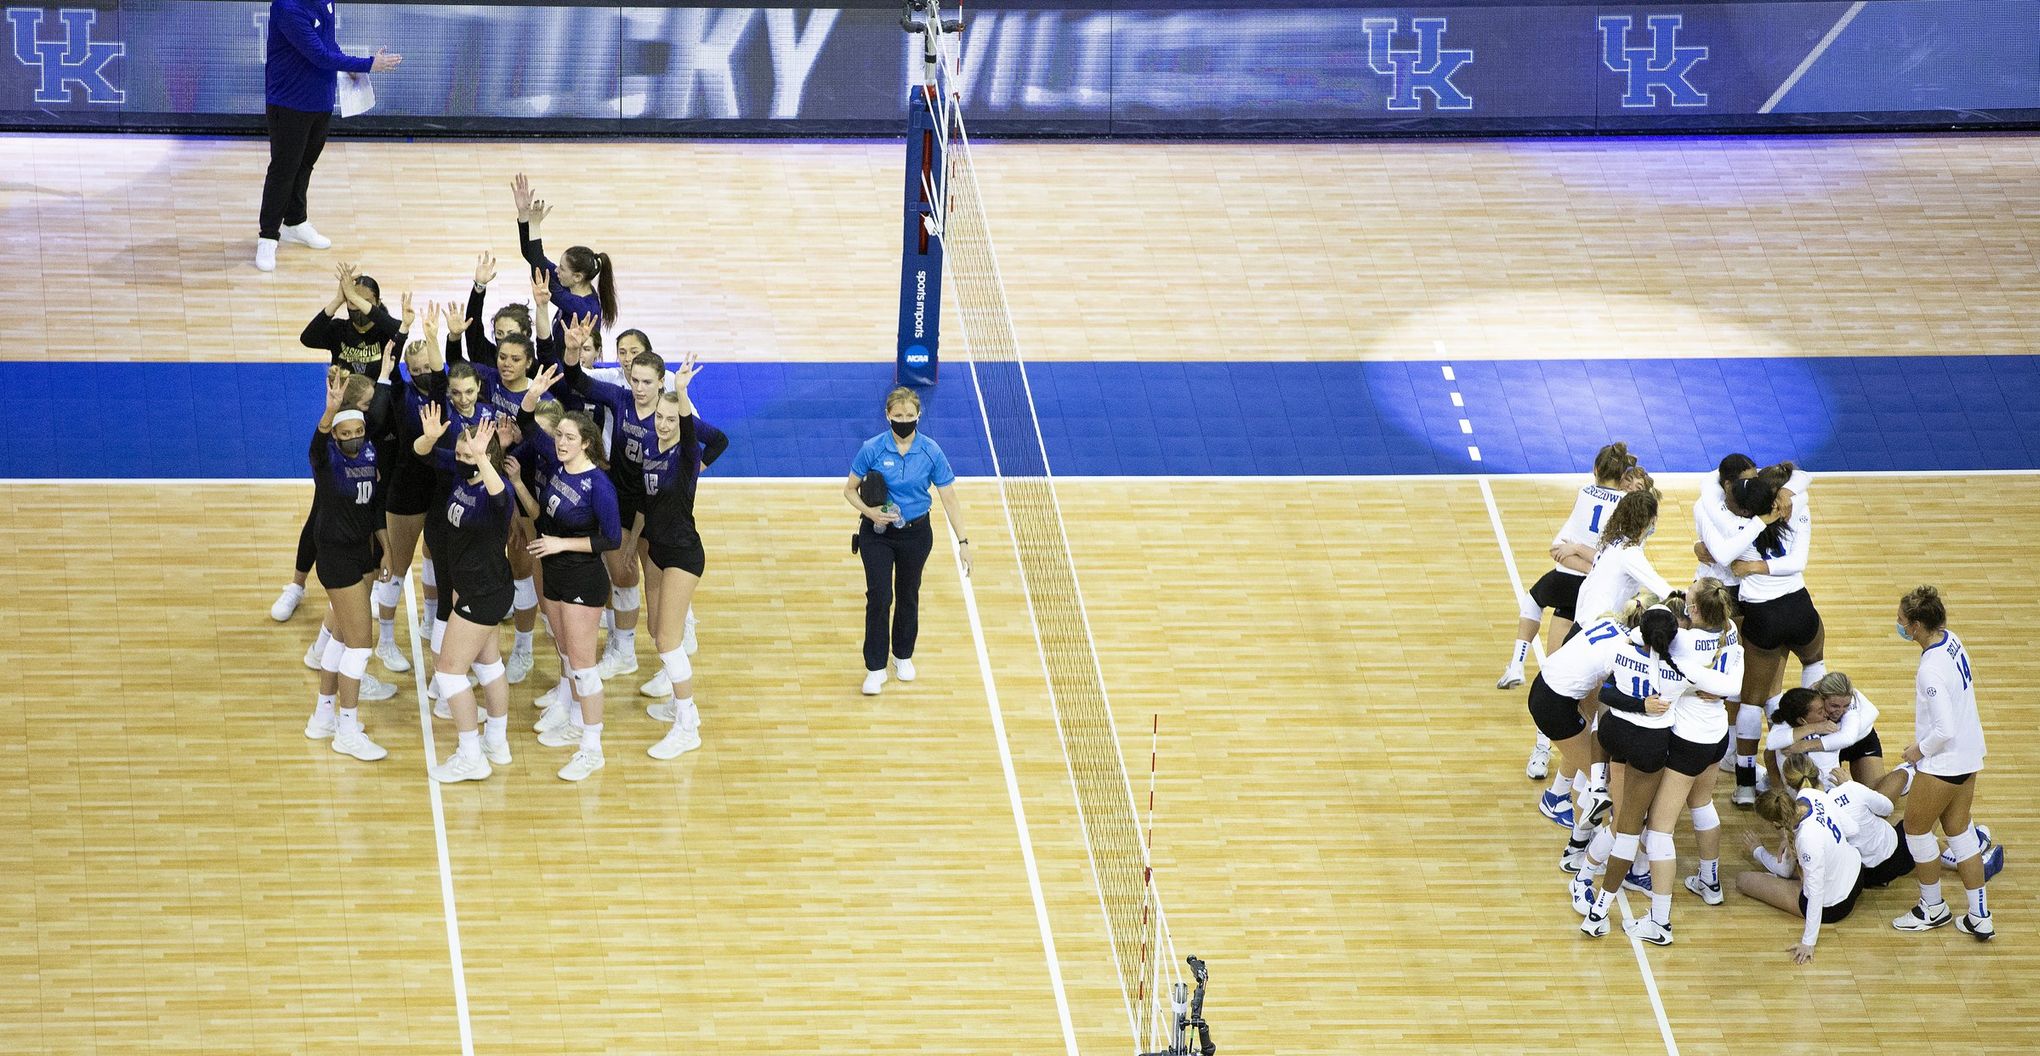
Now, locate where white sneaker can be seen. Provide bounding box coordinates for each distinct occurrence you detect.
[1624,918,1673,946]
[506,646,534,685]
[558,749,605,781]
[279,221,332,249]
[1894,902,1953,932]
[596,642,639,679]
[332,727,388,761]
[647,700,677,723]
[1956,913,1997,941]
[1580,911,1609,938]
[682,612,699,656]
[647,724,702,760]
[1684,875,1725,906]
[482,734,512,766]
[535,685,561,711]
[254,237,277,272]
[1731,785,1758,808]
[304,711,336,740]
[358,673,398,702]
[376,638,412,673]
[271,585,303,622]
[1525,742,1551,781]
[893,657,916,682]
[303,640,323,671]
[639,671,672,699]
[1497,665,1525,690]
[430,751,492,784]
[1569,875,1595,916]
[534,703,573,736]
[862,669,887,696]
[538,722,585,749]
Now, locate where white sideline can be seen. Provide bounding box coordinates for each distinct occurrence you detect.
[400,572,476,1056]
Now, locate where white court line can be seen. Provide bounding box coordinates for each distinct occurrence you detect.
[949,531,1083,1056]
[400,573,476,1056]
[1478,476,1679,1056]
[1759,1,1867,113]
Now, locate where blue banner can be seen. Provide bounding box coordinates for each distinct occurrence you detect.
[1,1,2035,133]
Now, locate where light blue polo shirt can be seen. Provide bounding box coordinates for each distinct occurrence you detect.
[850,430,955,523]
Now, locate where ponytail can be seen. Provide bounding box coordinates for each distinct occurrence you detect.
[1638,607,1685,682]
[595,251,618,327]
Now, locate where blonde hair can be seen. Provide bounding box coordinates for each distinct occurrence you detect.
[340,372,376,411]
[1812,671,1853,699]
[1779,754,1822,792]
[1616,590,1663,629]
[1687,578,1737,630]
[1755,788,1803,829]
[885,386,922,416]
[532,399,565,428]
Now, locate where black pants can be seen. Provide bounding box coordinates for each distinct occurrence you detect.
[295,500,318,576]
[859,515,933,672]
[259,104,331,239]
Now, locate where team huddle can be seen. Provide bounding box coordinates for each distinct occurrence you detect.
[275,174,720,783]
[1501,444,2003,958]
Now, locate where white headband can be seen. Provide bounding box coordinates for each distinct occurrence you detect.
[332,410,366,427]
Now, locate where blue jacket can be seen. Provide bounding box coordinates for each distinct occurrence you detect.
[266,0,373,113]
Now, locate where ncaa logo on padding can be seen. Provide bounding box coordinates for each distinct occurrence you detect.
[6,8,123,104]
[1598,14,1707,108]
[1361,17,1473,111]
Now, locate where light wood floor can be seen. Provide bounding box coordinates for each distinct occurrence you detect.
[3,133,2037,364]
[4,477,2035,1054]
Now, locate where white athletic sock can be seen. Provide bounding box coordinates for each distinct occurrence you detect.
[315,693,337,721]
[1919,881,1943,908]
[312,624,333,655]
[483,714,507,740]
[457,729,481,759]
[1800,661,1827,689]
[1572,771,1587,796]
[378,618,396,646]
[1589,763,1609,790]
[1510,639,1530,666]
[514,630,533,654]
[1548,770,1573,796]
[613,627,635,652]
[1650,892,1672,926]
[1968,886,1989,918]
[1699,858,1719,887]
[1590,887,1615,917]
[339,707,360,733]
[673,695,696,730]
[580,722,603,753]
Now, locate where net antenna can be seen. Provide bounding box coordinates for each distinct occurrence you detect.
[905,5,1214,1054]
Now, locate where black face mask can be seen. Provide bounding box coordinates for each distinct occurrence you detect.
[338,437,365,457]
[890,419,917,439]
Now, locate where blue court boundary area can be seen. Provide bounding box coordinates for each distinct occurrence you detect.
[3,356,2036,479]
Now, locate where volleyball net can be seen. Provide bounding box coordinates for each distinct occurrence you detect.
[904,5,1211,1054]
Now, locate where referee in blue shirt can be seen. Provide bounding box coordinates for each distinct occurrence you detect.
[256,0,400,272]
[843,387,972,696]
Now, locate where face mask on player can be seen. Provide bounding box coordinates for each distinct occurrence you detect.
[890,419,917,439]
[339,437,365,457]
[1895,619,1913,641]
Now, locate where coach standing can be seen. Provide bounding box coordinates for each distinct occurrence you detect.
[256,0,401,272]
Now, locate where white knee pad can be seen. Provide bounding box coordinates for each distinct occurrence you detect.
[1735,704,1764,740]
[612,585,641,613]
[1644,829,1676,862]
[1946,826,1982,864]
[419,558,436,589]
[660,645,691,685]
[1690,803,1721,833]
[1611,832,1641,863]
[372,576,403,610]
[472,659,506,687]
[338,646,372,681]
[513,577,537,611]
[1906,831,1942,866]
[1800,660,1827,689]
[1517,591,1543,622]
[570,666,603,696]
[1587,826,1614,862]
[321,635,348,673]
[432,671,471,701]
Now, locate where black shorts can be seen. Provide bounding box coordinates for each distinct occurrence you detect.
[647,535,706,577]
[1598,716,1672,774]
[1666,732,1732,777]
[615,491,646,536]
[1862,824,1917,888]
[1527,675,1587,741]
[1838,729,1884,764]
[1740,588,1822,651]
[315,537,378,590]
[452,584,515,626]
[384,455,437,517]
[1529,569,1585,622]
[1798,879,1864,924]
[1920,769,1976,787]
[541,552,611,608]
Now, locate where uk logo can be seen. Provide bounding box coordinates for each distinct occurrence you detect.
[7,8,123,104]
[1361,17,1473,111]
[1598,14,1706,108]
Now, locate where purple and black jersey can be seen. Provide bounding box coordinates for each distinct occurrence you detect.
[440,473,516,596]
[524,422,621,553]
[563,362,653,499]
[640,416,702,547]
[519,221,602,338]
[309,426,380,544]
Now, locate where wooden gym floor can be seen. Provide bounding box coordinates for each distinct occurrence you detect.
[2,476,2036,1054]
[3,132,2038,1054]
